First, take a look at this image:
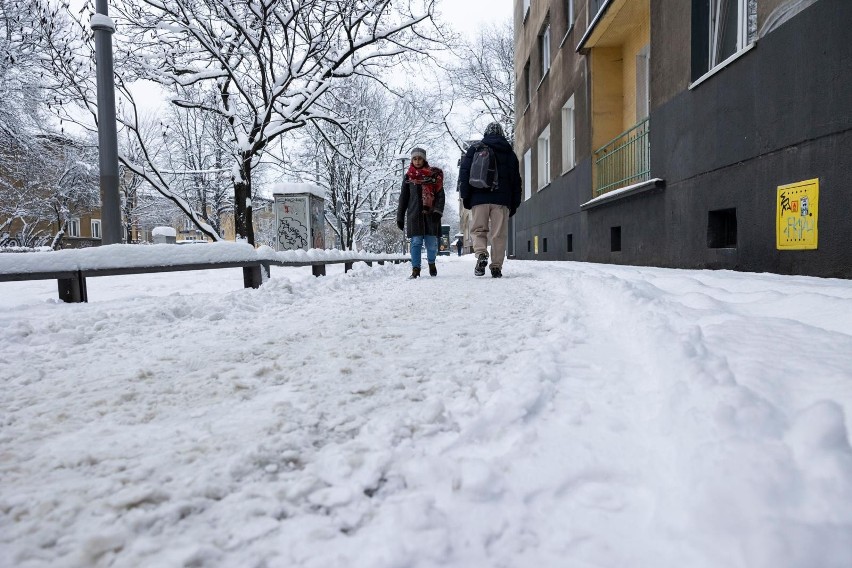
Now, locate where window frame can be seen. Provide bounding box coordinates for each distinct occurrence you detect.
[523,149,532,200]
[91,219,102,239]
[539,22,551,82]
[560,0,575,46]
[561,95,576,174]
[690,0,756,87]
[68,218,80,238]
[537,125,551,190]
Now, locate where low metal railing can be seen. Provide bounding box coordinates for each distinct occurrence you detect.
[593,117,650,196]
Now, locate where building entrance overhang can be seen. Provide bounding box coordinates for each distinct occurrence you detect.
[577,0,648,52]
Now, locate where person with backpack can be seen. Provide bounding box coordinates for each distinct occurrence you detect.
[396,147,445,279]
[457,122,522,278]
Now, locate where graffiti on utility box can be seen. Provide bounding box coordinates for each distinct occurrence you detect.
[776,178,819,250]
[272,188,325,252]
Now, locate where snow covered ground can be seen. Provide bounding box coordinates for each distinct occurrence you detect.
[2,255,852,568]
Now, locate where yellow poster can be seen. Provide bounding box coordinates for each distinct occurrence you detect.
[776,178,819,250]
[534,235,539,254]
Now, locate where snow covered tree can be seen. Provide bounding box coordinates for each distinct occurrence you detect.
[41,136,100,248]
[35,0,440,246]
[0,0,44,142]
[0,132,99,248]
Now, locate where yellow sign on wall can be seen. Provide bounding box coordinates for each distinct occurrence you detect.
[534,235,539,255]
[776,178,819,250]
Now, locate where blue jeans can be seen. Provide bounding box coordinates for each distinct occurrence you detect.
[410,235,438,268]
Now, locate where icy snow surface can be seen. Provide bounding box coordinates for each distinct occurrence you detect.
[2,256,852,567]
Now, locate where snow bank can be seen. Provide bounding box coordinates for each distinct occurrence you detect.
[2,258,851,567]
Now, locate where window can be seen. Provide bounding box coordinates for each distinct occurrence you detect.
[561,95,576,172]
[528,240,532,252]
[523,60,531,108]
[590,0,607,20]
[539,23,551,80]
[68,218,80,237]
[691,0,757,81]
[523,149,532,200]
[91,219,101,239]
[537,126,551,189]
[564,0,574,34]
[523,0,530,20]
[543,238,548,253]
[567,233,573,253]
[707,208,737,248]
[611,226,622,252]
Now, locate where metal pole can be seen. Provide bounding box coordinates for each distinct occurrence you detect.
[91,0,122,244]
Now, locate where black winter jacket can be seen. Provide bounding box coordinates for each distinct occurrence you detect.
[457,133,522,215]
[396,173,446,238]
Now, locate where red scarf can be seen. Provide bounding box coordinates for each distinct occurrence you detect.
[407,163,443,211]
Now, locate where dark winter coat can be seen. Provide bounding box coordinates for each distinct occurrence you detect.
[396,169,446,238]
[457,133,522,216]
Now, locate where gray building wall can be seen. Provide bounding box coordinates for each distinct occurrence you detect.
[512,0,851,278]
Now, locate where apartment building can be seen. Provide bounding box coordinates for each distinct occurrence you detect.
[512,0,851,278]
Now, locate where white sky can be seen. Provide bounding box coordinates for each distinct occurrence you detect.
[436,0,513,37]
[2,247,852,567]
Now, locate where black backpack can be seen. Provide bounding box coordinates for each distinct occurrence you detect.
[468,143,498,191]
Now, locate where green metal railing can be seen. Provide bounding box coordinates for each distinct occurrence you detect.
[593,117,650,196]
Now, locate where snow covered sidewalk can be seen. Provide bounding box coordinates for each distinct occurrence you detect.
[2,257,852,567]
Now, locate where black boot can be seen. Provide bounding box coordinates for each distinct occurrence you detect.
[409,267,421,279]
[474,253,488,276]
[428,263,437,277]
[490,266,503,278]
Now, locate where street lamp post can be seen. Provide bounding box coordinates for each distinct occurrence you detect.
[91,0,122,245]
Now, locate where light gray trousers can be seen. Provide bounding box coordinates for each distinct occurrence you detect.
[470,203,509,268]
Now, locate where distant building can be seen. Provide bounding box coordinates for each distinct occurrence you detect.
[512,0,851,278]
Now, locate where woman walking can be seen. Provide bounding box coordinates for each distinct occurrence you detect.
[396,147,445,279]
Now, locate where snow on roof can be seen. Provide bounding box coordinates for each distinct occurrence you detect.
[272,183,326,199]
[152,226,177,237]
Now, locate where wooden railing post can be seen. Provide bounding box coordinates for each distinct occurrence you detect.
[242,263,271,289]
[58,271,88,303]
[312,264,326,277]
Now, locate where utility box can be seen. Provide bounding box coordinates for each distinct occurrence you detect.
[272,184,326,251]
[152,226,176,244]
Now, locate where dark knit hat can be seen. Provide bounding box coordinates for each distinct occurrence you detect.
[410,147,427,159]
[484,122,505,137]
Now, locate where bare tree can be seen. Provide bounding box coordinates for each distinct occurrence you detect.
[117,118,168,242]
[291,77,445,251]
[444,20,515,145]
[161,88,233,237]
[34,0,441,245]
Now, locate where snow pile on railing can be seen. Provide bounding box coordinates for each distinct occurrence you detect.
[0,242,408,275]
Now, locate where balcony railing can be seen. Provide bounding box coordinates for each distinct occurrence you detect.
[593,117,650,196]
